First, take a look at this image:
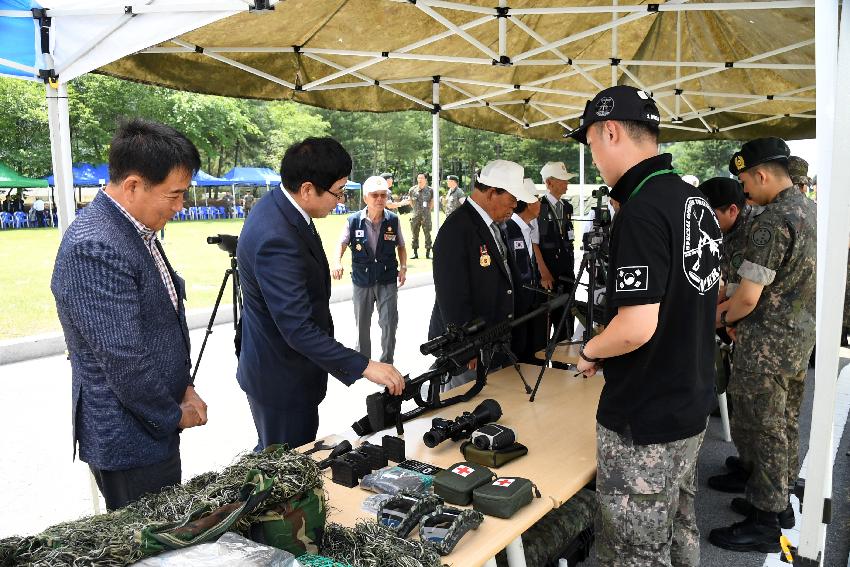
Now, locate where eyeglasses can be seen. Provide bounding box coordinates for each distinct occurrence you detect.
[327,188,347,201]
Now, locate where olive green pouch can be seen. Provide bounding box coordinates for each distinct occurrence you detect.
[433,462,495,505]
[472,477,540,519]
[460,441,528,468]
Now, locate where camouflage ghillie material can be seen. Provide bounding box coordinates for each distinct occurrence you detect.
[720,204,761,296]
[320,520,442,567]
[0,445,324,566]
[250,487,326,556]
[728,369,798,513]
[734,187,817,375]
[787,156,811,186]
[595,424,704,567]
[408,185,433,251]
[495,488,597,567]
[445,187,465,216]
[418,507,483,556]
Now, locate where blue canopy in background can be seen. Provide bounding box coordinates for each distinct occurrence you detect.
[192,169,229,186]
[0,0,41,81]
[222,166,280,186]
[44,163,101,186]
[345,181,361,190]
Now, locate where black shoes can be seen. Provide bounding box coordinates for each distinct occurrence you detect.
[426,248,431,259]
[708,469,749,493]
[730,498,795,529]
[725,455,747,474]
[709,508,781,553]
[412,251,419,259]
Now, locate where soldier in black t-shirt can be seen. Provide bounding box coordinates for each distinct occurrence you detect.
[568,86,721,567]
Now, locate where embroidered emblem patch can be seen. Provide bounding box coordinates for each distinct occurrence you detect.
[752,227,772,247]
[616,266,648,292]
[682,196,722,294]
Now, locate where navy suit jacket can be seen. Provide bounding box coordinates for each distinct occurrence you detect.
[51,192,192,471]
[236,189,368,410]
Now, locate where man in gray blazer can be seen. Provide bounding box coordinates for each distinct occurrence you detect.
[51,119,207,510]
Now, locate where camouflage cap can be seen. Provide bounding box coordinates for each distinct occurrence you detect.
[788,155,811,185]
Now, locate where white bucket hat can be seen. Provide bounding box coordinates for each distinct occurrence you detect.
[540,161,575,182]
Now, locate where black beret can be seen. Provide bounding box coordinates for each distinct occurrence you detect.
[379,172,393,180]
[566,85,661,144]
[699,177,746,209]
[729,137,790,176]
[446,175,459,182]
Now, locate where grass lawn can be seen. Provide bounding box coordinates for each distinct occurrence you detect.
[0,210,436,340]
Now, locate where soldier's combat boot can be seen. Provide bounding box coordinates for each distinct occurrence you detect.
[709,508,781,553]
[412,250,419,259]
[707,469,748,493]
[731,498,795,529]
[426,248,431,259]
[725,455,747,474]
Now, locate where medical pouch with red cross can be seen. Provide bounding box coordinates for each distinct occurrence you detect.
[472,476,541,519]
[433,462,496,505]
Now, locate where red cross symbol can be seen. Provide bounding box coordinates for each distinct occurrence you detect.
[494,478,515,487]
[452,465,474,477]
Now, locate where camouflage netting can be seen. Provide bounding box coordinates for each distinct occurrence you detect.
[0,446,323,567]
[319,521,443,567]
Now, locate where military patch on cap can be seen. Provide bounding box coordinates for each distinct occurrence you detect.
[616,266,648,292]
[752,226,772,247]
[734,155,745,171]
[595,97,615,116]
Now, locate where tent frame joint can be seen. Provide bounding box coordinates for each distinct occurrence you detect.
[647,4,660,12]
[610,57,621,66]
[496,7,510,18]
[195,45,204,54]
[431,103,441,114]
[250,1,275,12]
[493,55,512,66]
[725,61,734,68]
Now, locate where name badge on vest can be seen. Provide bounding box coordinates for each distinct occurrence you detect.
[513,240,525,250]
[479,245,491,267]
[355,229,365,237]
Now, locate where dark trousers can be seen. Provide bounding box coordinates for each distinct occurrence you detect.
[247,394,320,451]
[89,451,181,511]
[35,210,45,227]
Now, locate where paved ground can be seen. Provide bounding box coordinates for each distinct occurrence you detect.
[1,283,848,567]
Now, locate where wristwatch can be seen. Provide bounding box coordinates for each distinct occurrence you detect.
[720,311,735,328]
[579,344,604,364]
[399,265,408,270]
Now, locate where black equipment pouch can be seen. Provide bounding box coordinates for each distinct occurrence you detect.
[377,491,443,538]
[433,462,495,505]
[419,506,484,556]
[460,440,528,468]
[472,476,540,519]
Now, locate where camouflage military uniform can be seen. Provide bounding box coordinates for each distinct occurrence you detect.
[729,187,817,513]
[445,186,465,216]
[409,185,434,253]
[720,204,762,298]
[595,424,705,567]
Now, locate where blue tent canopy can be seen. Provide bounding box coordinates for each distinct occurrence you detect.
[92,163,109,184]
[345,181,361,190]
[222,166,281,186]
[192,169,229,186]
[0,1,41,81]
[44,163,101,186]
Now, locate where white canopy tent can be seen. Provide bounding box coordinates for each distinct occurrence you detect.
[0,1,845,563]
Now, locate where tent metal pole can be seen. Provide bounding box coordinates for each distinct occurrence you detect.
[676,85,816,122]
[797,0,843,562]
[45,81,75,234]
[498,0,507,60]
[675,10,682,117]
[432,78,441,231]
[611,0,618,86]
[507,0,814,14]
[579,144,586,217]
[172,39,295,89]
[528,102,570,129]
[415,2,499,60]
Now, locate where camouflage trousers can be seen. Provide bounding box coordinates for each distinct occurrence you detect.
[595,424,705,567]
[410,213,432,251]
[728,368,806,512]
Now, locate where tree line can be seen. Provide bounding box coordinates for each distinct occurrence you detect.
[0,75,738,193]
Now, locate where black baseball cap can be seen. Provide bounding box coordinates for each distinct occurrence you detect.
[699,177,746,210]
[728,137,790,176]
[446,175,459,182]
[379,172,393,180]
[565,85,661,144]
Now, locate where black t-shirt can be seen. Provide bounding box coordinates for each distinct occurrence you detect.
[597,153,721,445]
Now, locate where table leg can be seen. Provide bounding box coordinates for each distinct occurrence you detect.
[505,536,527,567]
[717,392,732,442]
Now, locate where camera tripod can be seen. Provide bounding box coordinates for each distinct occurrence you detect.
[191,248,243,382]
[529,227,607,401]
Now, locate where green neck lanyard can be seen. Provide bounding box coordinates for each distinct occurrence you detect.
[628,168,682,201]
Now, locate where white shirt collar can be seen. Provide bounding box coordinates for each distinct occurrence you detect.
[280,184,311,225]
[545,192,560,207]
[511,213,534,257]
[467,195,495,227]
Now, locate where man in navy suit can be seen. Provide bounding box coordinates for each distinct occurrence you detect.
[237,137,404,450]
[51,119,207,510]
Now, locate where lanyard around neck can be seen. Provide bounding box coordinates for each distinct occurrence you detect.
[628,168,682,201]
